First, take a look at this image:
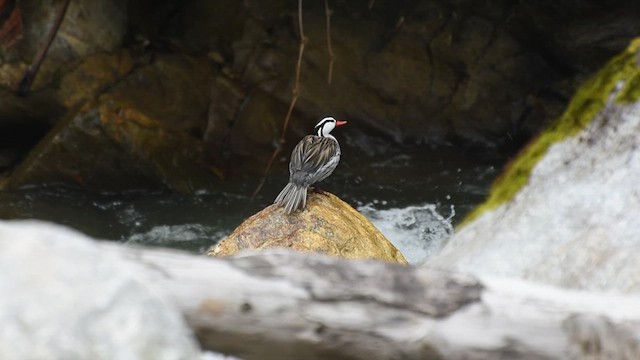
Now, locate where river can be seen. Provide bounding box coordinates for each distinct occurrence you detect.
[0,144,507,264]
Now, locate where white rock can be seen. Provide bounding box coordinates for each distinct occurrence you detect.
[0,220,200,360]
[430,88,640,293]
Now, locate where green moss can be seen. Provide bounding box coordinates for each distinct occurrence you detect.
[618,70,640,103]
[460,38,640,227]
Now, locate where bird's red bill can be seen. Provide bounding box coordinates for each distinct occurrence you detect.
[336,120,347,126]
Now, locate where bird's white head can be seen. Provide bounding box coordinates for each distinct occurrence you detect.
[314,116,347,137]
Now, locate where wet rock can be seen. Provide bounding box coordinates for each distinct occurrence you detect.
[429,40,640,293]
[0,1,129,176]
[0,220,200,359]
[0,0,127,92]
[57,50,136,108]
[5,54,220,192]
[4,0,640,189]
[204,76,244,175]
[208,191,408,264]
[0,1,23,50]
[0,61,27,89]
[0,88,62,179]
[226,2,549,147]
[507,2,640,74]
[218,1,640,149]
[203,75,288,176]
[17,0,128,89]
[5,103,166,190]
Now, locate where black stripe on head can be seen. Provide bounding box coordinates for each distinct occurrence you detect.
[314,117,336,136]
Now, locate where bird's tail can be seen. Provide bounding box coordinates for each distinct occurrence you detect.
[274,183,308,214]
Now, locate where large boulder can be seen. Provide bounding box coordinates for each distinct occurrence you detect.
[18,0,128,90]
[0,220,200,359]
[4,54,221,192]
[208,191,408,264]
[429,39,640,293]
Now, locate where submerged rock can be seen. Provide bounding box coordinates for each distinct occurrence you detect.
[208,192,408,264]
[430,39,640,293]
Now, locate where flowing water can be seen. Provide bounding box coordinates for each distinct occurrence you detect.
[0,145,506,264]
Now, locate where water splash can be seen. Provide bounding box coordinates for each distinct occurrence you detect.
[126,224,229,253]
[358,203,455,264]
[0,145,504,257]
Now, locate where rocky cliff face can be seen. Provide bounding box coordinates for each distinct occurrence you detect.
[0,0,639,191]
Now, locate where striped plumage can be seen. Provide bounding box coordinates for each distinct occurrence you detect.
[274,116,347,214]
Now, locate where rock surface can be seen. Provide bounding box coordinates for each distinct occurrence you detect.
[208,191,408,264]
[4,1,640,190]
[0,220,200,360]
[18,0,128,90]
[222,1,640,147]
[430,40,640,293]
[5,54,220,192]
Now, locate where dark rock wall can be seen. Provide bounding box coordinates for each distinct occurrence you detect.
[0,0,637,190]
[128,0,639,147]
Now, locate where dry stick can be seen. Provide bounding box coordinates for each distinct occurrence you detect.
[325,0,335,85]
[17,0,71,96]
[251,0,306,199]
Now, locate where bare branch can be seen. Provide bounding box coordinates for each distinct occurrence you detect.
[252,0,306,199]
[17,0,71,96]
[325,0,335,85]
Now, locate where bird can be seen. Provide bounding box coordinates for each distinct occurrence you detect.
[274,116,347,214]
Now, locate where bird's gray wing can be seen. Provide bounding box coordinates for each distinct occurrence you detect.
[289,136,338,174]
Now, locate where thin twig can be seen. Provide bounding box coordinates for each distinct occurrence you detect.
[252,0,306,199]
[17,0,71,96]
[325,0,335,85]
[281,1,306,136]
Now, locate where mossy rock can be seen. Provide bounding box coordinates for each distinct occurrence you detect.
[208,192,408,264]
[461,38,640,226]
